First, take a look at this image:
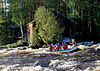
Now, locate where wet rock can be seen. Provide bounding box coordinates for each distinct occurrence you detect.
[17,47,28,50]
[84,67,93,71]
[33,65,43,71]
[70,67,77,71]
[57,64,69,70]
[95,45,100,52]
[0,65,5,70]
[40,61,50,67]
[49,60,60,67]
[87,48,96,53]
[95,66,100,71]
[0,49,7,54]
[91,44,99,48]
[1,64,19,71]
[21,65,43,71]
[34,61,40,66]
[94,60,100,65]
[75,64,83,69]
[43,68,53,71]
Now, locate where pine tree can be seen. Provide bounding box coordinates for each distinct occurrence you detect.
[32,6,64,47]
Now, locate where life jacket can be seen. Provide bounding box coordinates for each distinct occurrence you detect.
[72,42,76,45]
[49,45,55,51]
[56,45,61,51]
[63,44,68,49]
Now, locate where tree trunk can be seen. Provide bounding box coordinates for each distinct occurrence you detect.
[1,0,3,13]
[4,0,6,12]
[43,0,45,7]
[1,0,2,8]
[65,0,68,16]
[89,17,92,33]
[20,20,24,38]
[73,7,74,17]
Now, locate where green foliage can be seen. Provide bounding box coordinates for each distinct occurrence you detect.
[8,0,37,25]
[96,24,100,37]
[9,0,24,26]
[16,39,28,46]
[5,43,17,48]
[68,0,75,8]
[32,6,64,47]
[0,23,12,45]
[16,40,24,46]
[0,15,3,23]
[7,44,11,48]
[6,0,100,42]
[0,45,5,48]
[6,43,15,48]
[0,15,6,23]
[31,28,43,47]
[11,43,17,48]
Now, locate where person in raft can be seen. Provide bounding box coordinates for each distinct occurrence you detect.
[49,43,55,51]
[60,42,68,51]
[63,42,68,50]
[70,39,77,48]
[55,43,61,51]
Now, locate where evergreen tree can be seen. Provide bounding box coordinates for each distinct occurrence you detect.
[32,6,64,47]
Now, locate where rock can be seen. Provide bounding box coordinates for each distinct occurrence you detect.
[49,60,60,67]
[33,65,43,71]
[0,65,5,70]
[34,61,40,66]
[87,48,96,53]
[70,67,76,71]
[57,64,69,70]
[1,64,19,71]
[95,45,100,52]
[84,67,93,71]
[22,65,43,71]
[91,44,99,48]
[43,68,53,71]
[17,47,28,50]
[0,49,7,54]
[40,61,50,67]
[95,66,100,71]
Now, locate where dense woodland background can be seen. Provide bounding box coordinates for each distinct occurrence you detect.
[0,0,100,46]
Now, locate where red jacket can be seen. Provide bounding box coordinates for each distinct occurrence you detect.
[56,45,61,51]
[63,44,68,49]
[72,43,76,45]
[49,45,55,51]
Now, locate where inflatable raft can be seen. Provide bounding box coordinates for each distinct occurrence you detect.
[48,46,83,53]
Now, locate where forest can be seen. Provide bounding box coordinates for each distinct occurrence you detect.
[0,0,100,47]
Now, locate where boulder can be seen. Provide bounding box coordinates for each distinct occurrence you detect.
[49,60,60,67]
[95,66,100,71]
[34,61,40,66]
[84,67,93,71]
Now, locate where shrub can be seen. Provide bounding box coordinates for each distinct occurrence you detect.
[16,40,28,46]
[17,40,23,46]
[11,43,16,48]
[7,44,11,48]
